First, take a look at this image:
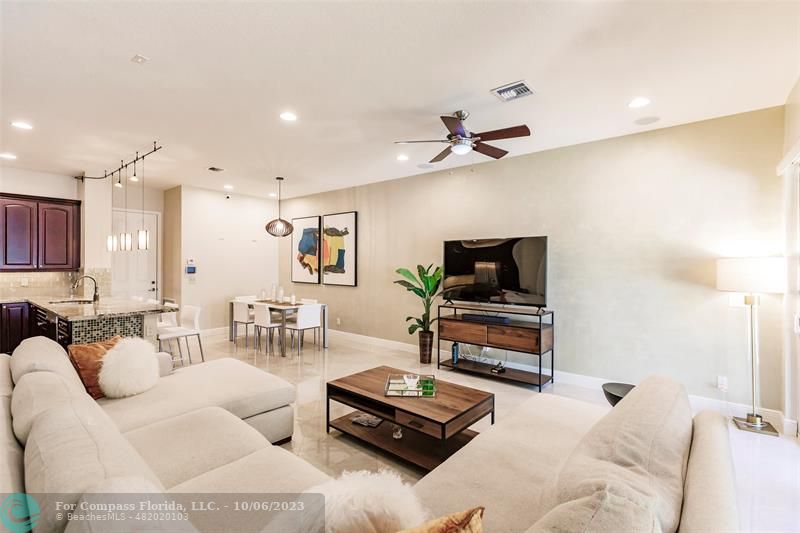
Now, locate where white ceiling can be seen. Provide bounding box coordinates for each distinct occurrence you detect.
[1,1,798,199]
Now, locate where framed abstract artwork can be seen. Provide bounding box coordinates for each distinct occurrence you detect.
[291,216,321,284]
[322,211,357,287]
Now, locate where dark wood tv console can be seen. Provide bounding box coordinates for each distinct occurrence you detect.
[436,303,554,391]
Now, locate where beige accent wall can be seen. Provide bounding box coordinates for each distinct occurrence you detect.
[279,107,785,409]
[163,187,182,303]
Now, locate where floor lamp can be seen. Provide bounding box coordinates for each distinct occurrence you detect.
[716,257,785,437]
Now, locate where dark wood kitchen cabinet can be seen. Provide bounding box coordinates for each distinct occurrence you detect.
[0,197,38,270]
[0,302,30,354]
[0,193,80,271]
[38,201,79,270]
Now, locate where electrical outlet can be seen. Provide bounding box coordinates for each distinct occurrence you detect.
[717,376,728,392]
[795,313,800,335]
[336,317,341,326]
[20,278,28,287]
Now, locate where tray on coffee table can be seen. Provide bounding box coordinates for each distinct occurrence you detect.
[384,374,436,397]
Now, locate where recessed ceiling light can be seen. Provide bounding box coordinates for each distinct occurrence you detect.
[131,54,149,65]
[208,166,225,172]
[280,111,297,122]
[628,97,651,109]
[269,192,278,198]
[0,153,17,160]
[11,121,32,130]
[223,184,234,190]
[396,154,409,161]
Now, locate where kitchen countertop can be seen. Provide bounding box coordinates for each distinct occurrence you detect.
[0,295,171,322]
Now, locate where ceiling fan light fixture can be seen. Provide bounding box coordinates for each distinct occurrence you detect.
[451,140,473,155]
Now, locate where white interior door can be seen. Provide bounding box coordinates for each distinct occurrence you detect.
[111,210,159,300]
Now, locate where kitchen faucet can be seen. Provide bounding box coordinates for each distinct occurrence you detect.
[72,276,100,303]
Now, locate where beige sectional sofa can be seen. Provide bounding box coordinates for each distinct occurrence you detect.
[2,336,738,532]
[416,378,739,532]
[2,337,331,532]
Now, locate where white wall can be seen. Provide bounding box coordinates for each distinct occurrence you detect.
[279,107,785,410]
[0,167,78,199]
[177,186,279,329]
[112,183,164,214]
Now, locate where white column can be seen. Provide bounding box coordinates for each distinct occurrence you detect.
[782,163,800,435]
[78,178,112,297]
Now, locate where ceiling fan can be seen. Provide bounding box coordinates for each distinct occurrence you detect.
[394,110,531,163]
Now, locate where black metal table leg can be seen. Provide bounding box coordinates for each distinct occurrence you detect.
[326,389,330,433]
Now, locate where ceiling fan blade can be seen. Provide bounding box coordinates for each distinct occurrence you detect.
[440,116,468,137]
[474,125,531,141]
[473,142,508,159]
[430,146,452,163]
[394,140,451,144]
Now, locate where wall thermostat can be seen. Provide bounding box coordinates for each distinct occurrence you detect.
[185,258,197,274]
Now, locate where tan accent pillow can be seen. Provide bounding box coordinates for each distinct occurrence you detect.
[67,336,122,399]
[398,507,484,533]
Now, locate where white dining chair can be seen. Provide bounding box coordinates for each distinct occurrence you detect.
[156,302,183,364]
[158,305,205,364]
[232,301,255,348]
[253,304,282,357]
[285,303,322,356]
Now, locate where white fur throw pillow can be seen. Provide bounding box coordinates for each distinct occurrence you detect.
[98,338,160,398]
[301,470,428,533]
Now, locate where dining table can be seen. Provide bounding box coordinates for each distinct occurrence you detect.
[228,299,328,357]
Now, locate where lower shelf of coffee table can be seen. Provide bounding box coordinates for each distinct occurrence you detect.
[329,411,478,471]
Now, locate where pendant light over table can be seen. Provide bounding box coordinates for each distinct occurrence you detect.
[265,176,293,237]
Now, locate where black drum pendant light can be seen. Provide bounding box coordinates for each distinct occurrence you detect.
[265,177,293,237]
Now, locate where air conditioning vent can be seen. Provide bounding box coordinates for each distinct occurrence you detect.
[491,81,534,102]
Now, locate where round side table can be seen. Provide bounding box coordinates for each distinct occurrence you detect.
[602,382,635,406]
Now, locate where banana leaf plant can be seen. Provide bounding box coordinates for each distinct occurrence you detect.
[394,264,443,334]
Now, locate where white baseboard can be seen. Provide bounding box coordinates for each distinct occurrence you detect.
[327,329,419,354]
[200,326,229,338]
[327,329,799,436]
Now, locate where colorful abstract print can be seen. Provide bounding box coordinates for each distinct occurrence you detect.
[323,226,349,274]
[296,227,319,274]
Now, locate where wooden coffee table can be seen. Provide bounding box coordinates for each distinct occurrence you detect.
[326,365,495,471]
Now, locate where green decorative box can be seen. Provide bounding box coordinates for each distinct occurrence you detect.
[384,374,436,398]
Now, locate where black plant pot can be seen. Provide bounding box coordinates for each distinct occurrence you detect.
[418,331,433,364]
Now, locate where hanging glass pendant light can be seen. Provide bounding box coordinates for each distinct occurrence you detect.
[136,154,150,250]
[119,162,133,251]
[107,170,119,251]
[265,177,293,237]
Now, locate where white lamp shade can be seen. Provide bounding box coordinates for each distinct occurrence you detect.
[716,257,786,294]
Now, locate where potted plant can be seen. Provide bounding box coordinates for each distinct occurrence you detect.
[394,264,443,364]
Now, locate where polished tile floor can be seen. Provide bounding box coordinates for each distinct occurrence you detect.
[197,331,800,532]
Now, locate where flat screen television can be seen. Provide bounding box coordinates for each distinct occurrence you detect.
[442,237,547,307]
